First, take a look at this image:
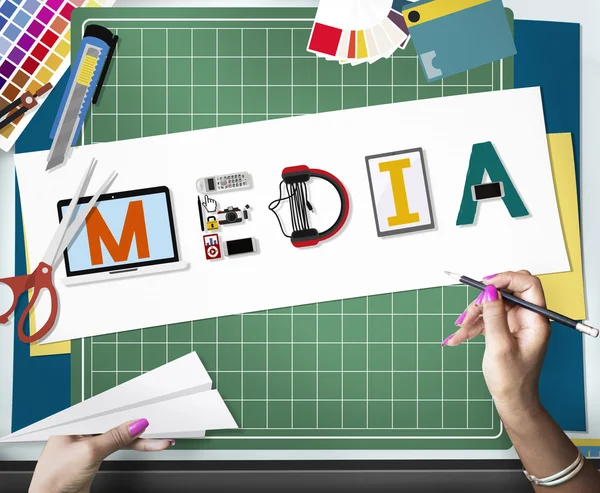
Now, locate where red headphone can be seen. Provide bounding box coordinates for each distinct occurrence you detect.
[269,165,350,248]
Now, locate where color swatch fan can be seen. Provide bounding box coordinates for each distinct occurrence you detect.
[307,0,411,65]
[0,0,115,151]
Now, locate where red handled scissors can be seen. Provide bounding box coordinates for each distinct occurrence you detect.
[0,158,117,343]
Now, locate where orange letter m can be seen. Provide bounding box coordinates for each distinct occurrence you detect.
[86,200,150,266]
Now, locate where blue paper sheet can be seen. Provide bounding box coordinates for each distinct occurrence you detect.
[11,71,72,432]
[12,182,71,431]
[514,20,585,432]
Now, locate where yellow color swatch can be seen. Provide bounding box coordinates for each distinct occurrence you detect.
[0,123,14,138]
[26,80,41,94]
[356,30,368,59]
[55,40,70,58]
[538,133,586,320]
[45,53,62,72]
[35,66,53,85]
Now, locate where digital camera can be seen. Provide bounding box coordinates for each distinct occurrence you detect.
[217,205,249,225]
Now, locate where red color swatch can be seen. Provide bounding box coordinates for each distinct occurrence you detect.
[31,43,50,62]
[41,30,59,49]
[348,31,356,58]
[21,57,40,75]
[59,3,75,20]
[308,22,342,56]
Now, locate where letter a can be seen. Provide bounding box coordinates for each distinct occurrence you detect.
[456,142,529,226]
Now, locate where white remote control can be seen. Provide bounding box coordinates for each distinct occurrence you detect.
[196,172,252,194]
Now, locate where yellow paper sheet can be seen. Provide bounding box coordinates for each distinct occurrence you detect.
[538,133,586,320]
[22,223,71,357]
[29,315,71,356]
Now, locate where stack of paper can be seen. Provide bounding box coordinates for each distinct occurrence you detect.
[0,352,237,442]
[307,0,410,65]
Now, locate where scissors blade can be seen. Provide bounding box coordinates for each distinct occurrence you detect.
[41,158,97,266]
[50,170,118,267]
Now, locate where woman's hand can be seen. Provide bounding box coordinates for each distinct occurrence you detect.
[29,418,173,493]
[444,271,600,491]
[445,271,551,417]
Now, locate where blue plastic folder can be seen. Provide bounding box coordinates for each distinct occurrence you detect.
[513,21,584,432]
[11,21,585,434]
[403,0,517,82]
[12,71,72,432]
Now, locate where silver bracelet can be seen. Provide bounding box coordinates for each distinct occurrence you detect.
[523,451,585,487]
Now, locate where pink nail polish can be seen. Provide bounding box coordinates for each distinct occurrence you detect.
[455,311,467,325]
[169,440,176,447]
[474,291,485,305]
[483,285,499,302]
[483,274,497,280]
[128,418,149,437]
[441,334,454,347]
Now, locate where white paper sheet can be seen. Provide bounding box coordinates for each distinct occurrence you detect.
[0,390,235,442]
[1,353,214,441]
[142,431,206,440]
[15,87,570,344]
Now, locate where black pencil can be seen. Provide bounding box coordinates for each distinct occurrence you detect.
[197,196,204,232]
[445,271,599,338]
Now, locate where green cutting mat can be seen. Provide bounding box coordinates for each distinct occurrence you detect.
[70,7,514,451]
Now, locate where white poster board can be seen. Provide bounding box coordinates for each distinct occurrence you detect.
[14,87,569,344]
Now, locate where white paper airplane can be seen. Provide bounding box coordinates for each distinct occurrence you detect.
[0,352,237,442]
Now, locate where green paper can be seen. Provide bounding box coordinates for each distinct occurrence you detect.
[68,7,514,451]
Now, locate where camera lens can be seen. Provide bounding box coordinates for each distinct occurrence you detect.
[226,211,238,222]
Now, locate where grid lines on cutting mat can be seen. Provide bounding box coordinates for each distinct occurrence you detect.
[71,10,510,447]
[85,286,496,435]
[83,26,501,144]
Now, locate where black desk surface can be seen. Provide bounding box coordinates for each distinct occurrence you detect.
[3,459,599,492]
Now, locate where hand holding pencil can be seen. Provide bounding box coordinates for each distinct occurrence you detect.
[447,271,600,488]
[443,270,554,347]
[444,271,598,340]
[444,271,551,410]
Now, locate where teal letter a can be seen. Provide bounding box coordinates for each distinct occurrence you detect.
[456,142,529,226]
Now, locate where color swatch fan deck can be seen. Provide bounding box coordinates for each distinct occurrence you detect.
[307,0,410,65]
[0,0,115,151]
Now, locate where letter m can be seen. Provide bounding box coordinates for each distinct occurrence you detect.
[86,200,150,265]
